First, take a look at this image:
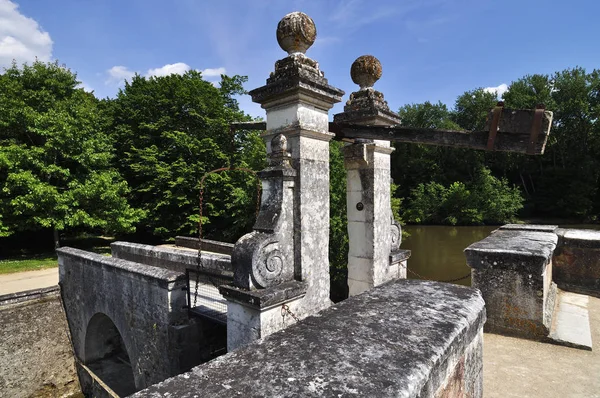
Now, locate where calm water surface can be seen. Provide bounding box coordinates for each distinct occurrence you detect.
[401,225,497,286]
[401,224,600,286]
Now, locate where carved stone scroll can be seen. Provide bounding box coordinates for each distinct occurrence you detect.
[232,134,296,290]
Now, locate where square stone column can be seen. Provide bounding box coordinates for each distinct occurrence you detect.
[334,56,408,296]
[221,12,344,351]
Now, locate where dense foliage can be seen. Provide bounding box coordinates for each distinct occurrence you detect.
[0,61,142,247]
[2,60,600,267]
[106,72,264,241]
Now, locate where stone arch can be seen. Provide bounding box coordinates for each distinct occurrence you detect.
[84,313,137,396]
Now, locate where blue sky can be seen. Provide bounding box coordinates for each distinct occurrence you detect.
[2,0,599,118]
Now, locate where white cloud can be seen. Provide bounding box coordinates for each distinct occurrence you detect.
[105,63,227,87]
[77,81,93,93]
[146,62,191,77]
[200,67,226,78]
[0,0,53,69]
[484,83,509,98]
[105,65,135,86]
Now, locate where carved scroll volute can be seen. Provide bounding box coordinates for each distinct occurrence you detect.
[232,134,296,290]
[390,217,402,252]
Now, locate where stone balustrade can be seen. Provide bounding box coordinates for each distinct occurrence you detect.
[132,279,486,398]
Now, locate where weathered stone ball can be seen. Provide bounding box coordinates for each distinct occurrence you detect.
[276,12,317,55]
[351,55,382,89]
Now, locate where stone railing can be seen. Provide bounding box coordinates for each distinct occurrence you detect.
[111,241,232,277]
[58,247,199,395]
[553,228,600,297]
[174,236,234,256]
[132,279,486,398]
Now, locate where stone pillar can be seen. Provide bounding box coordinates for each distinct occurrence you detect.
[220,12,344,351]
[333,56,408,296]
[465,225,558,340]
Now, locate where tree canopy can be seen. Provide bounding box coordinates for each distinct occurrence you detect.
[0,61,142,246]
[107,71,263,240]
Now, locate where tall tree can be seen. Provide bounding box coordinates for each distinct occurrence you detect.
[107,71,262,240]
[504,68,600,218]
[0,61,142,247]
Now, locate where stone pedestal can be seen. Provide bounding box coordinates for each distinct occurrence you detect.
[223,12,344,351]
[465,226,558,339]
[333,56,407,296]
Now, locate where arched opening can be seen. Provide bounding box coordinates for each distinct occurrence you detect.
[84,313,136,396]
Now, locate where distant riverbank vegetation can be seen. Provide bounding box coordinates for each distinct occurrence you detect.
[1,61,599,267]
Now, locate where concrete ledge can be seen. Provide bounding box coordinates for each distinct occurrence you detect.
[219,281,307,309]
[390,249,411,264]
[0,285,60,306]
[553,228,600,297]
[111,241,232,277]
[499,224,558,233]
[133,279,486,398]
[465,230,557,274]
[465,229,557,340]
[57,247,185,289]
[174,236,234,255]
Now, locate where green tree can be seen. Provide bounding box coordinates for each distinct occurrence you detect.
[107,71,261,240]
[0,61,142,247]
[503,68,600,218]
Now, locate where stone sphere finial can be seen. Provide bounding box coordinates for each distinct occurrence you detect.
[350,55,382,90]
[276,12,317,55]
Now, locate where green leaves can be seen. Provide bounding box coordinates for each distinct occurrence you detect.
[0,60,141,242]
[403,167,523,226]
[108,70,258,239]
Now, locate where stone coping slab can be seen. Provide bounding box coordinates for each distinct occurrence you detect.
[219,280,308,309]
[111,241,232,277]
[57,247,185,289]
[0,285,60,306]
[465,230,557,273]
[174,236,234,255]
[499,224,559,233]
[390,249,411,264]
[556,228,600,249]
[133,279,485,398]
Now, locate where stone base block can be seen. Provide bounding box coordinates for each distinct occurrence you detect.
[465,228,557,340]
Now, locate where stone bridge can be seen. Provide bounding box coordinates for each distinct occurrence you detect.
[58,245,227,396]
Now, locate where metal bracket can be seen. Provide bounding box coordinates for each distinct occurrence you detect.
[527,104,546,155]
[487,101,504,151]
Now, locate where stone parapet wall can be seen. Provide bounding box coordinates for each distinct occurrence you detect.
[111,241,232,277]
[132,279,486,398]
[553,228,600,297]
[58,247,199,394]
[174,236,234,256]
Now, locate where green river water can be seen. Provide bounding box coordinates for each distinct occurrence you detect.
[401,224,600,286]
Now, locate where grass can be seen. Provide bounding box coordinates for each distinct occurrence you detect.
[0,239,113,275]
[0,254,58,275]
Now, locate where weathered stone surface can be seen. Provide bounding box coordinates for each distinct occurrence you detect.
[350,55,382,89]
[225,12,344,351]
[219,280,307,309]
[133,279,485,398]
[465,230,557,273]
[465,229,557,339]
[335,55,404,296]
[553,228,600,296]
[111,241,232,277]
[58,247,200,394]
[276,12,316,55]
[174,236,234,255]
[0,287,81,398]
[499,224,558,233]
[232,138,296,290]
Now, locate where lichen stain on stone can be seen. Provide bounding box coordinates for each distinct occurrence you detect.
[435,356,465,398]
